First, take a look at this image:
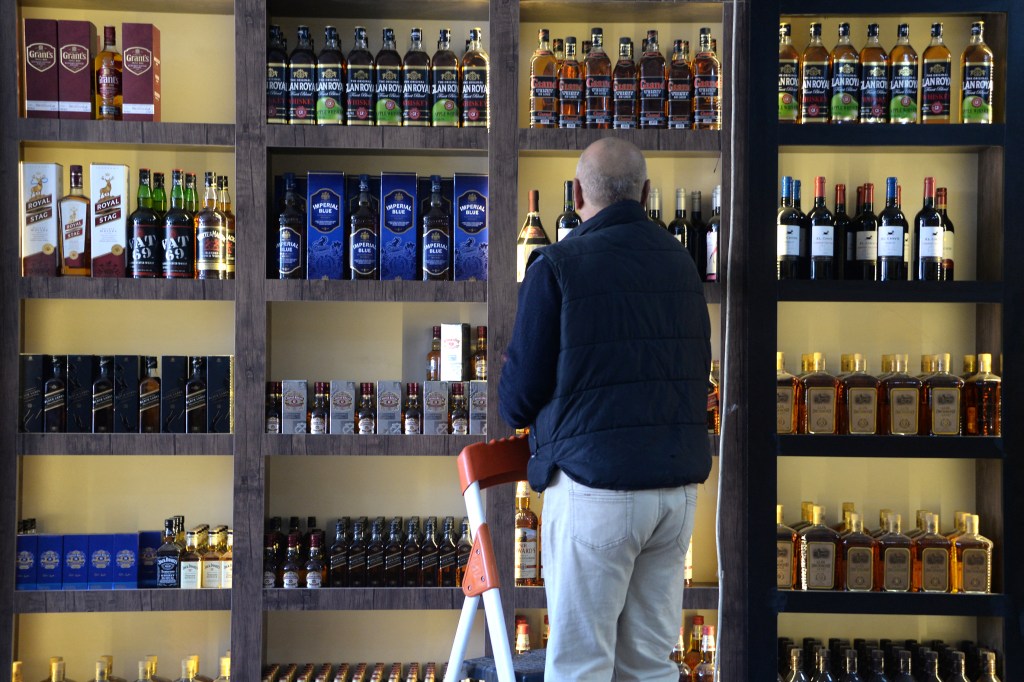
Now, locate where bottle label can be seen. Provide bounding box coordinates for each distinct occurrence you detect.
[203,561,222,589]
[403,65,431,124]
[384,189,415,235]
[277,225,302,276]
[310,188,343,234]
[859,62,889,121]
[845,546,873,591]
[889,387,919,434]
[404,415,421,435]
[346,66,375,123]
[919,223,943,258]
[358,416,375,435]
[451,417,469,435]
[267,61,289,122]
[805,541,835,589]
[705,232,718,280]
[196,224,226,275]
[421,227,451,279]
[316,61,345,123]
[350,229,378,277]
[585,73,612,125]
[185,386,206,415]
[882,547,911,591]
[693,72,720,126]
[282,570,299,589]
[889,62,919,123]
[514,528,538,580]
[962,62,993,123]
[139,387,160,414]
[830,59,859,122]
[921,547,949,592]
[811,224,834,258]
[59,201,89,269]
[930,386,960,435]
[921,59,952,121]
[776,386,795,434]
[805,387,836,434]
[517,243,541,281]
[266,415,280,433]
[876,225,904,257]
[530,73,559,126]
[461,65,488,126]
[458,189,487,234]
[612,76,637,128]
[306,571,322,588]
[667,71,692,129]
[376,65,403,125]
[639,74,666,126]
[855,231,876,261]
[310,415,326,434]
[431,66,460,125]
[778,58,799,122]
[220,560,232,588]
[961,548,989,592]
[777,224,800,257]
[846,387,877,434]
[156,555,179,587]
[288,64,316,122]
[263,570,276,587]
[776,540,793,588]
[367,549,384,573]
[180,561,201,589]
[800,61,830,122]
[93,387,113,412]
[163,224,194,278]
[129,223,163,276]
[97,65,121,115]
[558,76,584,128]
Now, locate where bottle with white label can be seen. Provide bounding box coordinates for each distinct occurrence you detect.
[875,514,912,592]
[876,177,907,281]
[516,189,550,282]
[881,353,922,435]
[798,505,839,590]
[913,177,945,281]
[923,353,963,436]
[912,512,951,593]
[952,514,992,593]
[704,185,721,282]
[178,532,202,589]
[808,176,836,280]
[777,176,803,280]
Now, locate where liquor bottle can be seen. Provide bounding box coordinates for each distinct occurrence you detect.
[89,660,109,682]
[552,37,564,67]
[455,517,472,585]
[426,325,442,380]
[708,360,721,434]
[517,189,550,282]
[439,516,458,587]
[874,514,912,592]
[421,175,452,280]
[152,173,166,218]
[288,26,316,124]
[350,174,379,280]
[851,183,878,280]
[964,353,1001,435]
[647,187,666,228]
[778,23,799,123]
[421,516,441,587]
[889,24,918,124]
[189,658,212,682]
[933,187,955,279]
[264,382,281,433]
[450,382,469,434]
[666,39,692,129]
[839,512,876,592]
[705,185,721,282]
[431,29,460,127]
[693,28,722,130]
[266,25,289,124]
[681,615,704,674]
[530,29,559,128]
[402,28,430,126]
[212,658,229,682]
[43,356,66,433]
[163,170,194,279]
[173,659,193,682]
[220,530,233,589]
[976,651,1001,682]
[921,23,952,124]
[184,173,198,214]
[583,28,612,128]
[402,382,422,434]
[877,177,907,281]
[890,651,914,682]
[402,517,422,587]
[279,533,302,588]
[472,326,488,379]
[865,651,887,682]
[461,28,489,127]
[92,356,114,433]
[555,180,581,242]
[961,22,994,124]
[134,661,151,682]
[611,37,637,130]
[128,169,163,278]
[777,504,798,590]
[95,26,123,120]
[195,171,228,280]
[276,172,305,279]
[310,382,328,434]
[137,356,161,433]
[808,176,837,279]
[357,382,376,434]
[859,24,889,123]
[184,356,207,433]
[383,518,403,586]
[786,649,810,682]
[690,190,707,279]
[375,28,403,126]
[912,177,944,281]
[514,617,531,655]
[667,187,694,262]
[156,518,181,588]
[179,531,202,589]
[923,353,963,435]
[328,520,348,587]
[694,626,717,681]
[811,649,833,682]
[201,528,222,589]
[830,23,859,124]
[800,352,838,434]
[638,29,666,128]
[777,352,801,434]
[316,26,345,125]
[365,518,385,587]
[912,512,951,593]
[778,176,804,280]
[514,480,540,586]
[802,23,830,124]
[879,354,922,435]
[557,36,584,128]
[800,505,840,590]
[831,185,853,280]
[839,649,864,682]
[58,165,91,276]
[346,27,375,125]
[838,354,879,435]
[216,177,235,280]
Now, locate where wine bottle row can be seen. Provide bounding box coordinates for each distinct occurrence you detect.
[262,661,447,682]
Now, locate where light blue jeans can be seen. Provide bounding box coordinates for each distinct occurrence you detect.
[541,470,699,682]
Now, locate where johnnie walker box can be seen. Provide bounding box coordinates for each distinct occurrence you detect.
[90,163,129,277]
[56,20,94,119]
[23,19,58,118]
[121,23,161,122]
[306,172,346,280]
[206,355,233,433]
[329,380,357,434]
[19,354,46,433]
[160,355,188,433]
[453,173,488,281]
[21,162,63,276]
[113,355,140,433]
[66,354,93,433]
[380,172,418,280]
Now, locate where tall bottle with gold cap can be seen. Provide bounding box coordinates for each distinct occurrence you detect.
[923,353,963,436]
[964,353,1000,435]
[776,504,798,590]
[776,352,801,435]
[799,505,840,590]
[839,353,880,435]
[952,514,992,593]
[875,513,912,592]
[912,512,951,593]
[799,352,838,434]
[879,353,922,435]
[146,656,170,682]
[839,512,876,592]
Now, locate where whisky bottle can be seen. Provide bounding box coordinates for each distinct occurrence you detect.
[514,618,531,655]
[694,626,717,682]
[859,24,890,123]
[961,22,994,124]
[266,25,289,124]
[880,354,922,435]
[328,520,348,587]
[347,27,375,125]
[195,172,228,280]
[92,356,114,433]
[912,513,951,593]
[179,531,202,589]
[156,519,181,588]
[280,534,302,588]
[310,382,328,434]
[439,516,458,587]
[216,177,235,280]
[350,174,379,279]
[316,27,345,125]
[707,359,721,434]
[875,514,912,592]
[681,615,704,673]
[851,183,878,280]
[777,176,803,280]
[555,180,581,241]
[889,24,918,124]
[553,38,564,67]
[530,29,559,128]
[777,352,801,434]
[455,517,472,586]
[421,516,441,587]
[799,505,840,590]
[514,481,540,586]
[461,28,489,127]
[402,517,423,587]
[964,353,1000,436]
[667,39,693,129]
[152,173,166,219]
[403,382,422,434]
[877,177,907,281]
[163,170,194,279]
[913,177,944,281]
[421,175,452,280]
[839,512,876,592]
[558,37,584,128]
[300,532,324,589]
[693,28,721,130]
[792,500,815,532]
[960,354,977,380]
[201,529,222,589]
[357,382,376,434]
[516,189,550,282]
[58,165,91,276]
[288,26,316,124]
[921,24,951,124]
[777,504,798,590]
[785,650,810,682]
[829,23,860,124]
[426,325,441,380]
[95,26,123,120]
[811,650,832,682]
[184,356,207,433]
[264,533,279,586]
[43,356,66,433]
[134,661,150,682]
[705,185,721,282]
[800,352,838,434]
[838,354,879,435]
[647,187,666,228]
[612,37,638,129]
[383,518,403,586]
[584,28,612,128]
[402,28,431,126]
[138,356,160,433]
[430,29,460,127]
[923,353,963,435]
[129,169,163,278]
[976,651,1001,682]
[952,514,992,593]
[449,382,469,434]
[778,23,799,123]
[90,660,109,682]
[212,658,229,682]
[220,530,233,589]
[472,326,487,379]
[375,28,403,126]
[808,176,837,280]
[801,23,830,124]
[276,173,305,279]
[638,29,666,128]
[265,382,281,433]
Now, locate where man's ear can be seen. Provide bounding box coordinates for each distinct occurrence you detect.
[639,179,651,207]
[573,178,585,212]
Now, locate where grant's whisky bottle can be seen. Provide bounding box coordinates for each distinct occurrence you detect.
[778,23,799,123]
[612,37,638,129]
[514,481,540,586]
[430,29,460,127]
[315,26,345,125]
[583,28,612,128]
[667,39,692,129]
[558,37,584,129]
[139,357,160,434]
[921,23,952,124]
[287,26,316,124]
[801,23,830,123]
[638,30,667,128]
[961,22,994,124]
[859,24,889,123]
[402,28,431,126]
[375,28,403,126]
[95,26,122,120]
[964,353,1000,435]
[529,29,559,128]
[128,169,163,278]
[889,23,919,124]
[266,25,289,124]
[829,23,859,124]
[461,28,489,127]
[349,175,379,280]
[693,28,721,130]
[346,27,375,125]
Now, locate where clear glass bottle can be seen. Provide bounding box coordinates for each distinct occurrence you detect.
[777,352,801,434]
[558,36,584,128]
[638,29,667,128]
[212,657,230,682]
[58,164,91,275]
[913,513,951,593]
[514,481,541,586]
[374,27,403,126]
[94,26,123,120]
[800,505,840,590]
[693,625,716,681]
[473,326,487,380]
[461,27,489,127]
[449,382,469,435]
[201,528,222,589]
[647,187,666,228]
[357,382,376,434]
[922,353,963,435]
[889,23,918,124]
[583,28,612,128]
[693,28,721,130]
[839,512,876,592]
[309,382,328,434]
[179,531,203,589]
[705,185,722,282]
[346,26,375,125]
[960,22,994,124]
[402,382,422,435]
[316,26,345,125]
[801,23,830,124]
[426,326,442,381]
[964,353,1000,435]
[133,661,151,682]
[430,28,460,127]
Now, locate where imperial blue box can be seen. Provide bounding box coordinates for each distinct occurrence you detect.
[206,355,233,434]
[453,173,488,281]
[62,534,89,590]
[113,533,139,589]
[19,354,45,433]
[380,172,418,280]
[113,354,140,433]
[66,354,93,433]
[16,534,38,590]
[306,172,346,280]
[160,355,187,433]
[37,534,63,589]
[88,533,114,589]
[138,530,162,588]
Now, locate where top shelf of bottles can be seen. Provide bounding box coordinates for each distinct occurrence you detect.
[779,0,1011,16]
[267,0,488,21]
[519,1,724,23]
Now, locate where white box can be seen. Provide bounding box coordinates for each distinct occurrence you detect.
[90,163,129,277]
[376,381,403,435]
[281,380,307,434]
[469,380,487,435]
[21,162,63,276]
[329,380,356,434]
[423,381,449,435]
[440,323,470,382]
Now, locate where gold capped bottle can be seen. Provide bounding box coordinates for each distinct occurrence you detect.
[875,513,912,592]
[879,353,922,435]
[799,505,840,590]
[951,514,992,593]
[776,504,798,590]
[839,512,876,592]
[799,352,838,434]
[838,353,879,435]
[912,512,951,593]
[964,352,1000,435]
[961,21,994,124]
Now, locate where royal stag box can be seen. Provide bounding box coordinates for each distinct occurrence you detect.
[453,173,488,281]
[121,23,161,121]
[306,172,346,280]
[23,19,58,118]
[380,172,418,280]
[56,20,94,119]
[90,163,129,277]
[21,162,63,276]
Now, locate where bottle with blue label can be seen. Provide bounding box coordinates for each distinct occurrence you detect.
[277,173,305,279]
[350,175,379,280]
[422,175,452,280]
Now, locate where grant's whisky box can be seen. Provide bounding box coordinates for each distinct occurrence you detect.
[88,534,114,589]
[380,172,418,280]
[37,535,63,589]
[23,19,59,118]
[62,534,90,590]
[282,380,308,434]
[376,380,403,435]
[423,381,449,435]
[90,163,129,277]
[121,23,161,122]
[113,355,140,433]
[160,355,188,433]
[66,354,93,433]
[56,20,94,119]
[206,355,233,433]
[306,172,346,280]
[138,530,161,588]
[21,162,63,276]
[329,380,357,434]
[19,354,46,433]
[15,534,38,590]
[469,380,487,435]
[453,173,488,281]
[440,323,471,381]
[112,533,139,589]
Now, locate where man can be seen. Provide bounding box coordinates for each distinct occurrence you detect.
[499,138,712,681]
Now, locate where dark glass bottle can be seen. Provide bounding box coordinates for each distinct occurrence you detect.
[936,187,955,280]
[852,183,878,280]
[794,180,810,278]
[356,382,376,434]
[402,382,422,434]
[808,176,837,280]
[92,356,114,433]
[305,533,326,588]
[834,184,852,280]
[963,353,1000,436]
[277,172,305,279]
[375,27,403,126]
[309,381,328,434]
[139,356,160,434]
[383,518,404,587]
[439,516,458,587]
[402,517,423,587]
[328,519,349,587]
[266,25,289,124]
[667,39,692,129]
[420,516,441,587]
[777,176,803,280]
[152,172,166,219]
[647,187,667,229]
[403,28,431,125]
[704,185,721,282]
[669,187,699,267]
[365,518,385,587]
[184,356,207,434]
[265,381,282,433]
[876,177,907,281]
[422,175,451,280]
[43,355,66,433]
[162,169,194,279]
[315,26,345,125]
[638,29,667,128]
[913,177,943,281]
[690,191,706,279]
[555,180,581,241]
[811,649,835,682]
[288,25,317,124]
[612,37,637,129]
[430,28,460,127]
[346,26,375,125]
[128,168,163,278]
[156,518,182,588]
[350,175,379,280]
[280,534,302,588]
[455,517,472,586]
[346,519,367,587]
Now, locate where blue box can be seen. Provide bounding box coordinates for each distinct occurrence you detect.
[453,174,488,281]
[306,172,347,280]
[88,534,114,589]
[380,172,419,280]
[113,533,139,589]
[62,534,90,590]
[138,530,162,588]
[37,535,63,589]
[16,534,38,590]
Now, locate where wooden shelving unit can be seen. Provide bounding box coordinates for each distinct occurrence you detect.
[14,589,231,614]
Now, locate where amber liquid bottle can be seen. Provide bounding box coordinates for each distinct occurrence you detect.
[776,504,798,590]
[94,26,123,120]
[875,514,912,592]
[584,28,612,128]
[195,171,228,280]
[529,28,559,128]
[859,23,890,123]
[374,28,403,126]
[455,517,472,586]
[922,353,963,435]
[829,22,860,124]
[217,177,235,280]
[426,325,441,380]
[472,326,487,380]
[951,514,992,593]
[693,28,721,130]
[838,353,880,435]
[461,28,489,127]
[558,37,584,128]
[58,165,91,276]
[912,512,951,593]
[778,23,799,123]
[707,359,721,434]
[777,352,801,434]
[667,40,692,129]
[921,23,952,123]
[889,23,919,124]
[880,353,922,435]
[799,505,840,590]
[514,481,541,586]
[638,29,667,128]
[960,21,994,124]
[799,352,838,434]
[801,23,830,123]
[839,512,877,592]
[612,38,637,129]
[964,352,1000,435]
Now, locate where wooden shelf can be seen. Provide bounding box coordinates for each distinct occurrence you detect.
[14,589,231,613]
[265,279,486,303]
[19,277,235,301]
[17,119,235,148]
[778,124,1004,151]
[263,434,481,457]
[17,434,234,456]
[263,587,466,611]
[777,435,1004,459]
[780,0,1010,15]
[268,0,488,21]
[518,128,721,154]
[777,280,1003,304]
[266,125,488,152]
[775,590,1012,617]
[514,583,720,611]
[519,1,723,23]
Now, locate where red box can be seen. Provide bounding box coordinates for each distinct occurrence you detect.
[23,19,59,118]
[57,21,94,119]
[121,23,160,121]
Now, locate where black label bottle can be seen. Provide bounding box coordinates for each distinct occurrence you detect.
[266,25,289,123]
[288,25,316,124]
[316,26,345,125]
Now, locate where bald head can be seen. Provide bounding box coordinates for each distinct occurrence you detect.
[574,138,649,221]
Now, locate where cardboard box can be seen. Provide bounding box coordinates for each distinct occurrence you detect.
[306,172,346,280]
[21,162,63,276]
[113,355,140,433]
[90,163,129,277]
[329,380,357,434]
[453,173,488,281]
[88,534,114,589]
[113,533,139,589]
[469,380,487,435]
[65,355,94,433]
[62,534,90,590]
[37,535,63,589]
[376,381,403,435]
[423,381,449,435]
[440,323,471,381]
[206,355,233,433]
[282,380,308,434]
[138,530,161,588]
[19,354,46,433]
[24,19,59,118]
[160,355,187,433]
[16,534,38,591]
[56,20,94,119]
[380,172,418,280]
[121,23,161,121]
